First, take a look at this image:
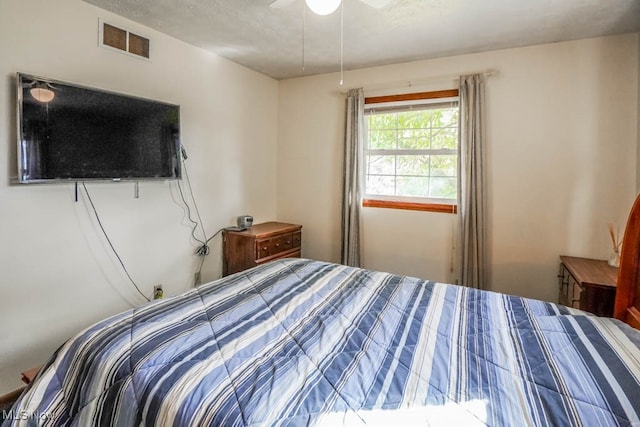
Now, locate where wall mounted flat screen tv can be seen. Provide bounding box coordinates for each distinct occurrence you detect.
[17,73,181,183]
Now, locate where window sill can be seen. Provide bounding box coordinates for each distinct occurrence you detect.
[362,199,457,214]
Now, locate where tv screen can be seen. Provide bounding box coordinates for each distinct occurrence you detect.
[17,73,181,183]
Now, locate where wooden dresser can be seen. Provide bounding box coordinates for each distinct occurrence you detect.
[222,222,302,276]
[558,256,618,317]
[0,365,41,408]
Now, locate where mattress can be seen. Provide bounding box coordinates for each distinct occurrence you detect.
[4,258,640,426]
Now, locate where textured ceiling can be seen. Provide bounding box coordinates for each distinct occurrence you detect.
[82,0,640,80]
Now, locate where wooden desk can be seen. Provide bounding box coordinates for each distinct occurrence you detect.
[558,256,618,316]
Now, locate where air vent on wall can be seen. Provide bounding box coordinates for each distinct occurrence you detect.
[99,20,150,59]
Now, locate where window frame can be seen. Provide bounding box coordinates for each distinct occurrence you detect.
[362,89,460,214]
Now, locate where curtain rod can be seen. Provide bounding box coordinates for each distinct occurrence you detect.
[339,69,498,95]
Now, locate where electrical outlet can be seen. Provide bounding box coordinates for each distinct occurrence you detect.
[153,284,163,300]
[194,272,201,286]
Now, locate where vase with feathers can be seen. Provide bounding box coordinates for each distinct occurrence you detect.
[608,223,621,268]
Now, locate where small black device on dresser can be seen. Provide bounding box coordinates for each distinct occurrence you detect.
[237,215,253,228]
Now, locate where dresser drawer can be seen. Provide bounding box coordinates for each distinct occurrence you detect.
[258,231,301,257]
[571,278,583,309]
[558,264,570,307]
[256,238,273,259]
[292,231,302,248]
[273,233,294,253]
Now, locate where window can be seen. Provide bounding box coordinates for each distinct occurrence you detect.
[363,90,459,213]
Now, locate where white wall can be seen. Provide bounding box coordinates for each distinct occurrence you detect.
[1,0,637,399]
[277,34,638,299]
[0,0,278,394]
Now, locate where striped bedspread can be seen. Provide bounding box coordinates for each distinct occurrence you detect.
[4,259,640,426]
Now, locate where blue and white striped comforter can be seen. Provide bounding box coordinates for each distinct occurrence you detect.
[5,258,640,426]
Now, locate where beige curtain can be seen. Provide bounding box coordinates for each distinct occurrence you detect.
[341,88,365,267]
[458,74,486,289]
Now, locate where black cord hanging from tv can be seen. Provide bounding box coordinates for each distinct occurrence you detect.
[82,182,151,303]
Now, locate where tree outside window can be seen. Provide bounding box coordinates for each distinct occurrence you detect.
[363,94,459,213]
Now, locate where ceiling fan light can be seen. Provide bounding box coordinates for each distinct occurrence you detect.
[305,0,341,15]
[30,86,55,103]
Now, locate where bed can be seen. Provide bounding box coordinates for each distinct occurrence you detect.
[5,200,640,427]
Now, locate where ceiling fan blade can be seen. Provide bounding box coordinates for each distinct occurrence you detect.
[269,0,298,8]
[359,0,392,8]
